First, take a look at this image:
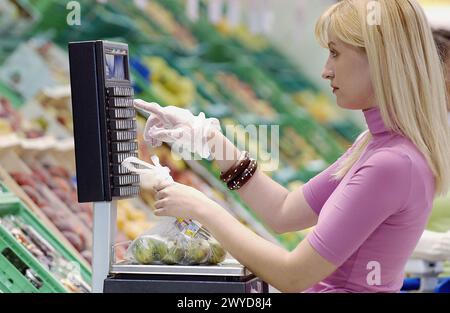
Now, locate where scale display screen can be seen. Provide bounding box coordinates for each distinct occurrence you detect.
[104,53,127,81]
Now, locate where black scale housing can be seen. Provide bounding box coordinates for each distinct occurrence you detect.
[68,40,140,202]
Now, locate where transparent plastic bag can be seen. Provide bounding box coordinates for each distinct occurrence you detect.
[125,217,227,266]
[121,155,173,190]
[121,157,227,265]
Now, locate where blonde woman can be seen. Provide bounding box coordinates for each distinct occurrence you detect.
[134,0,450,293]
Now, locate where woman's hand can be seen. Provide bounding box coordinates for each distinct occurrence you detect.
[134,99,221,158]
[153,181,220,223]
[134,99,195,146]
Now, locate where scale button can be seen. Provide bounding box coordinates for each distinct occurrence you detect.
[112,174,140,186]
[107,98,134,108]
[109,119,136,130]
[111,152,138,164]
[111,141,138,152]
[108,108,135,119]
[111,165,132,175]
[110,130,137,141]
[106,87,134,97]
[112,185,140,197]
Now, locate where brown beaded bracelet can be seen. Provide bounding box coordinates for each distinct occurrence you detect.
[219,151,250,184]
[228,159,257,191]
[227,158,258,191]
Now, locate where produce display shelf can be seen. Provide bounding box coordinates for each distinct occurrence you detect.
[0,198,91,292]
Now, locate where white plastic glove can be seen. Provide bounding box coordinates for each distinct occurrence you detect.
[121,155,174,190]
[134,99,221,159]
[411,230,450,262]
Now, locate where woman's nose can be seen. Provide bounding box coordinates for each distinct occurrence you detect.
[322,68,334,80]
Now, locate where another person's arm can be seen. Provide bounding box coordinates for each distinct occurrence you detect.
[411,230,450,261]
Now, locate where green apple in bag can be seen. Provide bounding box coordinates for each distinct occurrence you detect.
[162,237,186,265]
[207,239,226,264]
[185,238,210,264]
[132,236,168,264]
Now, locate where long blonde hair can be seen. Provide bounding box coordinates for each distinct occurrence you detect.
[316,0,450,196]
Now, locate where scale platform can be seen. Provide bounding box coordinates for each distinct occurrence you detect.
[110,258,252,277]
[105,259,268,293]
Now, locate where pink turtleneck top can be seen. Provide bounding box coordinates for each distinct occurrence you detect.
[303,107,435,292]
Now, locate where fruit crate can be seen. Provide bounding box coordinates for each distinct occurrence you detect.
[0,198,91,293]
[0,182,17,206]
[0,181,11,194]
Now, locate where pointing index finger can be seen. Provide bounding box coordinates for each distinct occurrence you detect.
[134,99,163,115]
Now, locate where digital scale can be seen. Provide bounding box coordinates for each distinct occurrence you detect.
[68,40,267,293]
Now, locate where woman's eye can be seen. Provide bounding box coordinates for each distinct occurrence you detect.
[330,50,338,58]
